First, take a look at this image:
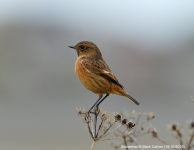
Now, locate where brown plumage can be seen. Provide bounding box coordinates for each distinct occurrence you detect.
[68,41,139,112]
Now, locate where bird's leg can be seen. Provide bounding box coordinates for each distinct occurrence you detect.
[96,94,109,108]
[87,94,109,115]
[87,97,102,113]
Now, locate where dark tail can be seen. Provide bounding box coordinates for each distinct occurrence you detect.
[124,93,140,105]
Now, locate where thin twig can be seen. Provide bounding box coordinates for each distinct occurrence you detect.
[94,112,97,138]
[135,132,149,137]
[130,134,143,150]
[189,144,194,149]
[91,140,96,150]
[99,129,129,141]
[177,130,184,150]
[97,121,116,140]
[102,123,122,138]
[123,136,128,150]
[156,137,169,145]
[96,120,104,138]
[188,131,194,150]
[156,137,177,150]
[87,121,95,140]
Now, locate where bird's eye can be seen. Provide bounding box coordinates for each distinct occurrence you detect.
[80,45,85,50]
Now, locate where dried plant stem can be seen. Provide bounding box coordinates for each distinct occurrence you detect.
[101,123,122,138]
[155,137,177,150]
[123,136,128,150]
[99,129,129,141]
[96,120,104,137]
[97,122,116,140]
[77,107,139,149]
[156,137,168,145]
[188,131,194,150]
[91,140,96,150]
[94,112,97,138]
[177,130,184,150]
[87,121,95,141]
[130,134,140,148]
[135,132,148,137]
[190,144,194,149]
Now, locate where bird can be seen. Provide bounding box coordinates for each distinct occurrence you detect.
[68,41,139,112]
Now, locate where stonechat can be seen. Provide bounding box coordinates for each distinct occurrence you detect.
[69,41,139,112]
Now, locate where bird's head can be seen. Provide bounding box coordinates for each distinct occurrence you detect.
[68,41,102,59]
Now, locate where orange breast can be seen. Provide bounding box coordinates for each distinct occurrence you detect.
[75,57,112,94]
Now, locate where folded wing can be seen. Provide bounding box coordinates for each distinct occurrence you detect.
[82,59,124,89]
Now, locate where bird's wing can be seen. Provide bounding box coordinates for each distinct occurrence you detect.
[82,59,124,89]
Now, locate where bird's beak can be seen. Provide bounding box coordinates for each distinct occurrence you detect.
[68,46,76,49]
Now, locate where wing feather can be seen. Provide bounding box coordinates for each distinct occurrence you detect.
[82,59,124,89]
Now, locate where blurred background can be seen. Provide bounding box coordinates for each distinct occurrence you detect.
[0,0,194,150]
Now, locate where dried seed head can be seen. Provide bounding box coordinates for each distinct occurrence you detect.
[147,112,155,120]
[191,121,194,128]
[83,113,92,123]
[78,111,82,115]
[167,123,179,131]
[93,106,100,114]
[177,132,182,137]
[100,111,110,121]
[127,122,135,129]
[115,114,121,122]
[172,124,178,131]
[101,113,105,120]
[186,120,194,129]
[107,118,112,124]
[76,107,83,115]
[151,129,157,138]
[121,118,128,125]
[187,120,194,129]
